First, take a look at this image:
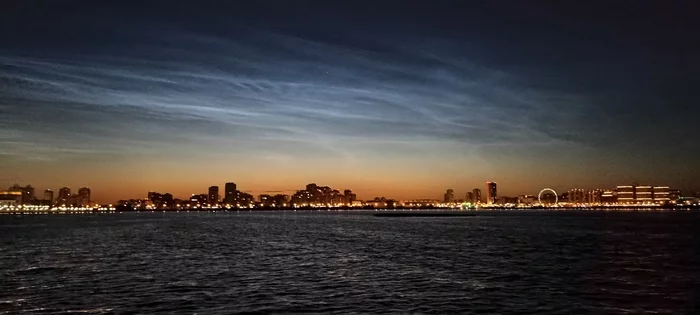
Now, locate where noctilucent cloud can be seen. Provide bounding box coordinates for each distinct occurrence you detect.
[1,1,698,202]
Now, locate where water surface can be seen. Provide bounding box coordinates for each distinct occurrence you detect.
[1,211,699,314]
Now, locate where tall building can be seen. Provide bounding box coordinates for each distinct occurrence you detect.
[569,188,586,204]
[473,189,482,204]
[78,187,91,206]
[58,187,71,204]
[486,182,497,204]
[444,189,454,203]
[43,189,54,203]
[343,189,356,205]
[208,186,219,205]
[588,189,603,204]
[224,182,237,204]
[466,192,475,203]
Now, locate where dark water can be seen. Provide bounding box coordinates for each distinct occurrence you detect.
[2,211,700,314]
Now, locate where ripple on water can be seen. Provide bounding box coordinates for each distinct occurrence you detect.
[1,212,699,314]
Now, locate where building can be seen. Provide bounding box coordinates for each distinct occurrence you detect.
[616,186,635,204]
[224,182,237,204]
[272,194,289,207]
[653,186,670,203]
[343,190,356,205]
[44,189,54,203]
[601,190,617,204]
[635,185,653,203]
[486,182,497,205]
[58,187,71,204]
[259,194,273,207]
[78,187,91,206]
[7,184,34,204]
[208,186,219,205]
[518,195,536,205]
[473,189,482,204]
[444,189,454,203]
[569,188,586,204]
[669,189,681,202]
[190,194,208,206]
[466,192,475,203]
[0,190,21,205]
[588,189,603,204]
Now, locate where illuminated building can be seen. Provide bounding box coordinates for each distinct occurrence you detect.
[44,189,54,203]
[8,184,34,204]
[635,185,653,203]
[569,188,586,204]
[486,182,497,204]
[272,194,289,206]
[444,189,454,203]
[148,191,173,208]
[653,186,670,203]
[224,182,237,204]
[518,195,536,205]
[0,190,21,205]
[78,187,91,206]
[588,189,603,204]
[616,186,634,204]
[208,186,219,205]
[601,190,617,203]
[238,192,254,207]
[473,189,482,204]
[0,195,18,206]
[190,194,208,204]
[259,194,273,207]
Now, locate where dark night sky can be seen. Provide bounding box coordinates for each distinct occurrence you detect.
[1,0,698,202]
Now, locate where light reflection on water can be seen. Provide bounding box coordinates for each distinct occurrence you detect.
[1,211,699,314]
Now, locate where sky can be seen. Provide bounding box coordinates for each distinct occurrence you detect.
[1,1,699,202]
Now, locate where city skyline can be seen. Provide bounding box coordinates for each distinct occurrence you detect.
[1,179,693,205]
[1,1,699,202]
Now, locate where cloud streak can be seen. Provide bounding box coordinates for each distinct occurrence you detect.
[1,30,596,165]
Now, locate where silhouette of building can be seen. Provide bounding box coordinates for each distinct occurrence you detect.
[518,195,536,205]
[444,189,454,203]
[669,189,681,202]
[343,189,356,205]
[78,187,91,206]
[208,186,219,205]
[148,191,173,208]
[273,194,289,206]
[224,182,237,204]
[190,194,208,205]
[8,184,34,204]
[466,192,475,203]
[486,182,498,204]
[58,187,71,204]
[44,189,54,203]
[259,194,273,207]
[473,188,482,204]
[238,192,254,207]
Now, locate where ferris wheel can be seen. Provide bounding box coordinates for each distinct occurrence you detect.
[538,188,558,205]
